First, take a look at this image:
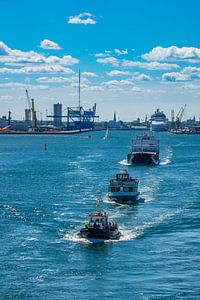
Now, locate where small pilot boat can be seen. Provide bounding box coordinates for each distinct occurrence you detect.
[108,169,139,203]
[79,211,121,241]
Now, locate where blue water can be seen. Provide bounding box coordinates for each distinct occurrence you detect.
[0,132,199,299]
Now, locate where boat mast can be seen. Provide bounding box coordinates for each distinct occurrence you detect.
[78,69,81,108]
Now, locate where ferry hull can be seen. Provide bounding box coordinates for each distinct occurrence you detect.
[127,152,159,165]
[79,228,121,240]
[108,192,139,203]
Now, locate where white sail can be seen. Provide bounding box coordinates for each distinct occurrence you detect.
[103,128,109,140]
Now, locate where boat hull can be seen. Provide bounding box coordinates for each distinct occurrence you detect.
[108,192,139,203]
[151,122,167,132]
[79,228,121,240]
[127,152,159,165]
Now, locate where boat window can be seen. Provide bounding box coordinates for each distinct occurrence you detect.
[111,187,116,192]
[120,187,123,192]
[128,187,133,192]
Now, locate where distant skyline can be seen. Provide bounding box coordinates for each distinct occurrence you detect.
[0,0,200,121]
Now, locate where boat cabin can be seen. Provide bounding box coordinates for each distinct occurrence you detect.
[86,212,117,231]
[110,170,136,182]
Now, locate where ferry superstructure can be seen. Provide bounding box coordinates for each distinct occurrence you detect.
[108,169,139,203]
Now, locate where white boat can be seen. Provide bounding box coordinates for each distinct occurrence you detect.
[150,108,167,131]
[78,211,121,241]
[103,128,109,140]
[108,169,139,203]
[127,133,160,165]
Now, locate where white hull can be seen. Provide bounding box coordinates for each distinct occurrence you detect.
[151,121,167,132]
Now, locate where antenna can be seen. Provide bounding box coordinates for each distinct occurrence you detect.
[78,69,81,108]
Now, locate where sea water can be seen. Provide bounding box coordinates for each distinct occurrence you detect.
[0,131,199,299]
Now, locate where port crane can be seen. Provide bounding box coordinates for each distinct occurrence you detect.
[25,89,37,130]
[176,104,187,128]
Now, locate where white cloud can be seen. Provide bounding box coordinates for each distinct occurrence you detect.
[82,86,104,92]
[0,41,79,66]
[68,12,96,25]
[0,65,75,74]
[143,46,200,61]
[162,72,190,82]
[36,76,75,83]
[36,76,89,85]
[162,66,200,82]
[96,57,119,66]
[40,39,61,50]
[132,73,152,81]
[132,86,142,92]
[44,55,79,65]
[95,53,110,58]
[114,49,128,55]
[120,79,135,86]
[0,82,49,90]
[102,79,135,88]
[122,60,179,70]
[82,72,98,77]
[107,70,130,76]
[182,66,200,79]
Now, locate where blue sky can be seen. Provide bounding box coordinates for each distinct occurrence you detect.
[0,0,200,120]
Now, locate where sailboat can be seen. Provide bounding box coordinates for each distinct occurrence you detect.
[103,127,109,140]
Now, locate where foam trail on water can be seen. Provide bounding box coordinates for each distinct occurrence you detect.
[119,159,132,166]
[160,146,173,166]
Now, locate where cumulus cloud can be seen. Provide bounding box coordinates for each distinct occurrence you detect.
[96,57,119,66]
[68,12,96,25]
[36,76,89,87]
[102,79,135,89]
[162,66,200,82]
[82,86,104,92]
[107,70,130,76]
[36,76,75,83]
[114,49,128,55]
[143,46,200,61]
[0,82,49,90]
[122,60,179,70]
[39,39,61,50]
[0,41,79,66]
[132,73,152,81]
[162,72,189,82]
[95,53,109,58]
[82,72,98,77]
[0,65,75,74]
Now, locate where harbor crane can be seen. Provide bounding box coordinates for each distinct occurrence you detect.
[25,89,37,130]
[176,104,187,128]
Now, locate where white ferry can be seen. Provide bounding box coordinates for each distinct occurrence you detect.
[108,169,139,203]
[127,134,159,165]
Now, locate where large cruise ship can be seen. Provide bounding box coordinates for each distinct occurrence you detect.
[150,108,167,131]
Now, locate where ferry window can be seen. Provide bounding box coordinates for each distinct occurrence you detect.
[120,187,123,192]
[129,187,133,192]
[111,187,116,192]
